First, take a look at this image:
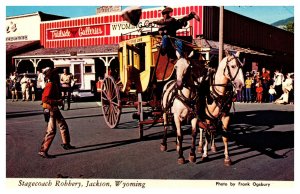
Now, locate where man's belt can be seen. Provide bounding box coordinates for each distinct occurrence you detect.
[61,83,71,87]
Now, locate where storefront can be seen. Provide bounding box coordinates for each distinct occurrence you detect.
[10,6,293,97]
[6,11,67,75]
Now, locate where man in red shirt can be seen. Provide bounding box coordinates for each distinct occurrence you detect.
[261,67,270,102]
[39,68,75,158]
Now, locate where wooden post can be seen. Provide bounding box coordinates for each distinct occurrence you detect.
[219,6,224,63]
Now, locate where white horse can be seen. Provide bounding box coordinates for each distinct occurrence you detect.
[160,51,209,164]
[198,51,244,166]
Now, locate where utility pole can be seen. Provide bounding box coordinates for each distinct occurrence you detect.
[219,6,224,63]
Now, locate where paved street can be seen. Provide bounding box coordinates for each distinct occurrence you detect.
[6,99,294,180]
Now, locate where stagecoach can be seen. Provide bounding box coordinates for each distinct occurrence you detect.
[100,23,209,139]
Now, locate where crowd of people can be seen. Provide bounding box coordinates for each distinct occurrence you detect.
[236,68,294,105]
[6,68,76,108]
[6,72,38,102]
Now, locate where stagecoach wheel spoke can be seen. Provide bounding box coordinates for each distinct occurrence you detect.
[111,94,117,101]
[101,90,109,100]
[111,101,119,106]
[112,105,119,120]
[101,75,121,128]
[111,107,118,125]
[101,95,109,101]
[103,105,110,116]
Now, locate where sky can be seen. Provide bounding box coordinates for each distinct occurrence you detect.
[6,6,294,25]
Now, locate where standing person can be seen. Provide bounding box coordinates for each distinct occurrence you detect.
[39,68,75,158]
[60,68,72,110]
[9,72,17,81]
[29,79,35,101]
[255,81,263,103]
[245,73,252,103]
[152,6,200,57]
[273,69,284,99]
[37,70,46,99]
[20,74,30,101]
[268,85,276,103]
[261,67,270,102]
[9,79,18,101]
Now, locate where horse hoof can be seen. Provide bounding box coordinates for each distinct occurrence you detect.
[178,157,185,164]
[160,144,167,152]
[211,145,217,153]
[201,156,209,162]
[224,158,232,166]
[197,146,203,153]
[189,154,196,163]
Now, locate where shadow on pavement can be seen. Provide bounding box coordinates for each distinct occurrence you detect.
[197,110,294,164]
[53,131,168,157]
[6,111,43,119]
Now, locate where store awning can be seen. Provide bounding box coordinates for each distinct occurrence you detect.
[194,38,272,56]
[13,44,119,59]
[6,40,41,54]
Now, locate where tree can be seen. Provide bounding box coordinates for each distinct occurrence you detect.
[283,21,294,33]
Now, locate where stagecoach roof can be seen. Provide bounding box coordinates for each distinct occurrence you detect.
[194,38,272,57]
[12,44,119,59]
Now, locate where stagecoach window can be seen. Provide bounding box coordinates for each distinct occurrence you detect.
[136,43,145,72]
[125,43,146,73]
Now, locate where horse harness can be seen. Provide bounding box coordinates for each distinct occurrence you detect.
[162,61,211,120]
[199,57,241,134]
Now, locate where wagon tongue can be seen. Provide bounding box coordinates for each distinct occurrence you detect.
[121,6,142,26]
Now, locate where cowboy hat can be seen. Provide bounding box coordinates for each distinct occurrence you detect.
[121,6,142,26]
[44,68,59,80]
[162,6,173,14]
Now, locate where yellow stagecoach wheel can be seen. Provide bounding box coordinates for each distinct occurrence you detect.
[101,75,121,128]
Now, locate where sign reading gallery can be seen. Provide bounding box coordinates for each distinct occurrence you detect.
[47,24,110,40]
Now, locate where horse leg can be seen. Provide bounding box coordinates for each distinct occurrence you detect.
[201,131,210,162]
[222,116,231,166]
[189,118,197,163]
[197,127,203,153]
[210,133,217,152]
[160,112,168,151]
[174,114,185,164]
[201,120,210,161]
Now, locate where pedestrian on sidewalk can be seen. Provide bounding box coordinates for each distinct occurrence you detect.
[38,68,75,159]
[60,68,72,110]
[268,85,276,103]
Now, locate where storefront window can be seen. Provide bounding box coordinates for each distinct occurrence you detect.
[85,65,92,73]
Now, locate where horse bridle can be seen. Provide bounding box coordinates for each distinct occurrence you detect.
[224,55,243,84]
